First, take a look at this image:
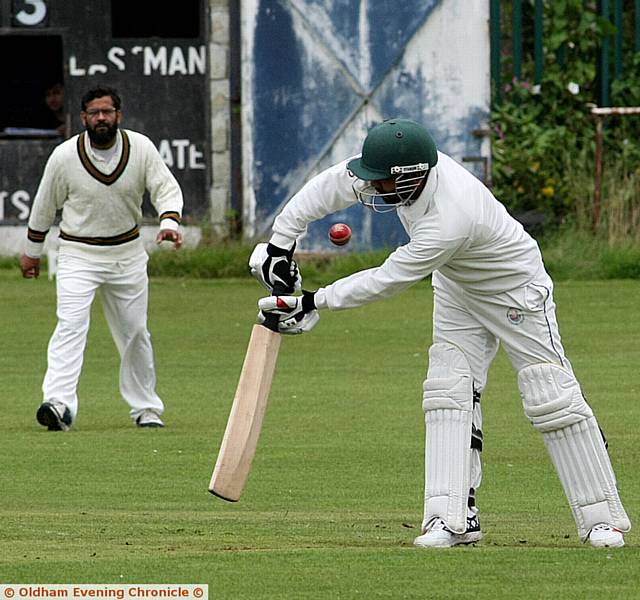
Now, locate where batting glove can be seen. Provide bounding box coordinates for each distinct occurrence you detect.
[257,290,319,335]
[249,242,302,294]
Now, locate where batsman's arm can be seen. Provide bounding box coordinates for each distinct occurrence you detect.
[269,157,360,247]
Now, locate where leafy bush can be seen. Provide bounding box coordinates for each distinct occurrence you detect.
[539,229,640,279]
[0,256,18,270]
[491,0,640,234]
[148,244,255,279]
[147,240,640,282]
[5,240,640,281]
[147,244,391,283]
[491,74,594,218]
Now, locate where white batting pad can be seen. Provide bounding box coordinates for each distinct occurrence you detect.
[518,362,593,432]
[518,363,631,539]
[422,343,474,534]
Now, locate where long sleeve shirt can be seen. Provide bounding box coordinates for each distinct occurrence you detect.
[269,152,545,310]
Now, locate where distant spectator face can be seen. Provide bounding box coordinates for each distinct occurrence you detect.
[45,84,64,112]
[81,95,122,146]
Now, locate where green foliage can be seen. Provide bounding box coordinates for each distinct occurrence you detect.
[7,236,640,282]
[147,244,255,278]
[295,249,392,283]
[146,238,640,281]
[491,0,640,231]
[491,74,593,217]
[1,274,639,596]
[540,229,640,279]
[147,245,391,283]
[0,255,18,270]
[611,52,640,107]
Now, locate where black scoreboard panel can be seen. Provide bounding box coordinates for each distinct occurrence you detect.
[0,0,210,225]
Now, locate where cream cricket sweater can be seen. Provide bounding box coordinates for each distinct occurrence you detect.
[25,128,183,261]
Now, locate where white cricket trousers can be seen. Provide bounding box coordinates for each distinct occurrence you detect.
[430,270,574,501]
[43,251,163,421]
[432,270,573,389]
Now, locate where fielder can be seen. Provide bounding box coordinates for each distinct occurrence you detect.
[20,86,183,431]
[252,118,631,548]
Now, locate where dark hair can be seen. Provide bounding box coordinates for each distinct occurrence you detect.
[81,86,122,111]
[45,81,63,93]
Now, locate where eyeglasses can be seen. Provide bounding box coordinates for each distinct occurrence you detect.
[84,108,118,117]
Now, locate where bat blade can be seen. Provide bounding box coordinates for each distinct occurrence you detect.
[209,323,282,501]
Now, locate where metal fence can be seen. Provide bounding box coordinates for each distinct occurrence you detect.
[490,0,640,106]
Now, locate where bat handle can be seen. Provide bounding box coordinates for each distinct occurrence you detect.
[262,282,287,333]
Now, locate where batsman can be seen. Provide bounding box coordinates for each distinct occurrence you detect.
[250,118,631,549]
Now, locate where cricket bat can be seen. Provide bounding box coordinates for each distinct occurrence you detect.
[209,322,282,501]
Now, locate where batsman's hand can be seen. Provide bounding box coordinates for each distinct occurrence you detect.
[20,254,40,279]
[257,290,319,335]
[249,242,301,294]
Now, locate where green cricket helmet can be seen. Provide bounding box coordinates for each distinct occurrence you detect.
[348,119,438,212]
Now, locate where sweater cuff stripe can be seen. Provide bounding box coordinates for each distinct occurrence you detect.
[160,211,181,225]
[27,228,49,243]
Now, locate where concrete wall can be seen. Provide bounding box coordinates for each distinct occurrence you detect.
[241,0,490,250]
[208,0,232,238]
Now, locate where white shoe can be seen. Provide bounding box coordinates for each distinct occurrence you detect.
[414,515,482,549]
[135,410,165,428]
[588,523,624,548]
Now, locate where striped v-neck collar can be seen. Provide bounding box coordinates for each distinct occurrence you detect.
[77,130,131,186]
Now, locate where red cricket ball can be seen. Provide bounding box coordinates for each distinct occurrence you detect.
[328,223,352,246]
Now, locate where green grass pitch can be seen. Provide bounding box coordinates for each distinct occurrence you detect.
[0,271,638,598]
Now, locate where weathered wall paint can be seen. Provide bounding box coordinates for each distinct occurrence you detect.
[242,0,490,250]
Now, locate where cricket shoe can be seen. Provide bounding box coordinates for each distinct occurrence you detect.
[414,514,482,549]
[587,523,625,548]
[136,410,165,428]
[36,401,73,431]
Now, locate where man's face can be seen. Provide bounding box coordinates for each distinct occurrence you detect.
[372,176,402,204]
[81,96,122,147]
[372,177,396,194]
[372,171,429,205]
[45,85,64,112]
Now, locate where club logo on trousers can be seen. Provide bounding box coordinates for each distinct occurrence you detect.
[507,307,524,325]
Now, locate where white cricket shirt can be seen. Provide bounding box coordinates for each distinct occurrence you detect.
[269,152,545,310]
